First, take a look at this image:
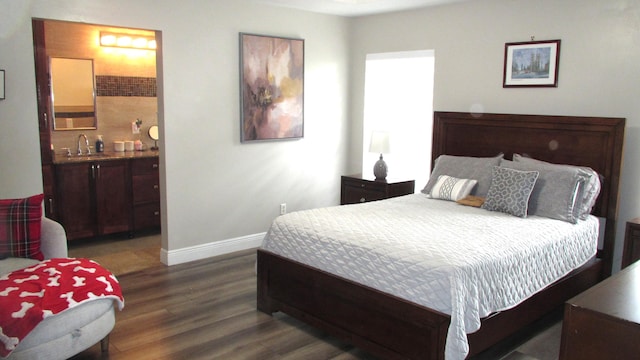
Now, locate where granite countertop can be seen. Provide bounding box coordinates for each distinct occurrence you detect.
[53,149,159,164]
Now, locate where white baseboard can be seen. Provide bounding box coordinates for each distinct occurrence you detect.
[160,232,265,266]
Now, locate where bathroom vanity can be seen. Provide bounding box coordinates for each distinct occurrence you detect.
[53,152,160,241]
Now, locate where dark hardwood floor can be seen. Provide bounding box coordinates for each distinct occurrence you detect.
[70,249,376,360]
[69,248,559,360]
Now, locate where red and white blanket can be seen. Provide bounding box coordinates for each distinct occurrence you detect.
[0,258,124,358]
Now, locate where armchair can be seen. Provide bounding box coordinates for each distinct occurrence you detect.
[1,217,118,360]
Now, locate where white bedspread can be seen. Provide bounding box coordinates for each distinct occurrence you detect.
[261,193,599,360]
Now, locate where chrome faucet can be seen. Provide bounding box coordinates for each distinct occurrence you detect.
[77,134,91,155]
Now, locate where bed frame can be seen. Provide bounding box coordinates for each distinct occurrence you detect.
[257,112,625,359]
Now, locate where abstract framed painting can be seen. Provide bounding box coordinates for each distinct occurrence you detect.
[240,33,304,142]
[503,39,560,88]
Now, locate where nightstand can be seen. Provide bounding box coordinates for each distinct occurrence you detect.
[340,174,415,205]
[622,218,640,269]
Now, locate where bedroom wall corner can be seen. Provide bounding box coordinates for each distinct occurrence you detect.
[348,0,640,271]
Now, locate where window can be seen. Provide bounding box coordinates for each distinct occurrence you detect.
[362,50,435,191]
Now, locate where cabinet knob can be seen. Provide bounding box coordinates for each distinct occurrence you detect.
[153,184,159,189]
[152,163,159,169]
[154,211,160,216]
[360,184,365,188]
[360,197,366,203]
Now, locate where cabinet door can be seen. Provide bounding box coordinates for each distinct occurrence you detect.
[95,161,132,235]
[56,163,95,240]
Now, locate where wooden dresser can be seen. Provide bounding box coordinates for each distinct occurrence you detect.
[559,260,640,359]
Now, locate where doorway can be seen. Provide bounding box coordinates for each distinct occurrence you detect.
[32,18,163,274]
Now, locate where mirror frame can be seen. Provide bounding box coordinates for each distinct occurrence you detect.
[50,57,97,130]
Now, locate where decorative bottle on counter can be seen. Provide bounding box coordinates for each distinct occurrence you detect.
[96,135,105,153]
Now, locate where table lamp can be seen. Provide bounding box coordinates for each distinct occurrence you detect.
[369,131,390,181]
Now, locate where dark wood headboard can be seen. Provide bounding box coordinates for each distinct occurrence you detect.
[432,111,625,275]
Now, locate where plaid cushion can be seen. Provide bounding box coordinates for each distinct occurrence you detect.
[0,194,44,260]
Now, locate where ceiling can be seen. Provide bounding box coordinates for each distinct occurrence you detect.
[250,0,472,17]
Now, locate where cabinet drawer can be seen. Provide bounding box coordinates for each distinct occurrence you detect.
[134,203,161,230]
[133,174,160,203]
[342,178,386,192]
[132,157,160,175]
[342,185,386,204]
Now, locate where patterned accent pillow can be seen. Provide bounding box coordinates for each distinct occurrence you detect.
[481,167,539,218]
[430,175,478,201]
[0,194,45,260]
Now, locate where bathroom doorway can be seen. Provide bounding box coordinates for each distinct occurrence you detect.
[32,18,164,272]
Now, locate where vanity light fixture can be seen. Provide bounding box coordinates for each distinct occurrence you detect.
[100,32,156,50]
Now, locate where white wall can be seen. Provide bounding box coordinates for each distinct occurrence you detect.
[0,0,350,263]
[2,0,638,269]
[348,0,640,270]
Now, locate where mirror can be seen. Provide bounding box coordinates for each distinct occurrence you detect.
[50,57,97,130]
[149,125,159,150]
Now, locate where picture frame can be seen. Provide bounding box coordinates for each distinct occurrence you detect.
[503,39,560,88]
[0,70,5,100]
[239,33,304,142]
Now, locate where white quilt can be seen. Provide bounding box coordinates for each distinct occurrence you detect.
[261,193,599,360]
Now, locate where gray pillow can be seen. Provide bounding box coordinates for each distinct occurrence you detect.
[513,154,600,219]
[422,154,504,197]
[481,166,539,218]
[502,161,586,223]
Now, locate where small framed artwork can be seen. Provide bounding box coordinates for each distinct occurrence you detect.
[0,70,5,100]
[503,39,560,88]
[240,33,304,142]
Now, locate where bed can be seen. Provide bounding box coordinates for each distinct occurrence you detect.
[257,111,625,359]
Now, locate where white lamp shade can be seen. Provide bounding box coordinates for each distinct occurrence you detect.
[369,131,390,154]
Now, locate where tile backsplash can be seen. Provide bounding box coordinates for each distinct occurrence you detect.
[96,75,157,97]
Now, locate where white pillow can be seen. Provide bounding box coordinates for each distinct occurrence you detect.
[430,175,478,201]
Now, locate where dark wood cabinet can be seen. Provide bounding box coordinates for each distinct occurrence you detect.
[56,159,131,240]
[131,157,161,231]
[559,261,640,360]
[341,174,415,205]
[622,218,640,269]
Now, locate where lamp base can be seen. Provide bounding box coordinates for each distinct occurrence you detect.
[373,154,388,181]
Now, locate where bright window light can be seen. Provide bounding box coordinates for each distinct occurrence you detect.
[362,50,435,191]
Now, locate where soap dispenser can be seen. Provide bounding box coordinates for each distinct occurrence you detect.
[96,135,105,153]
